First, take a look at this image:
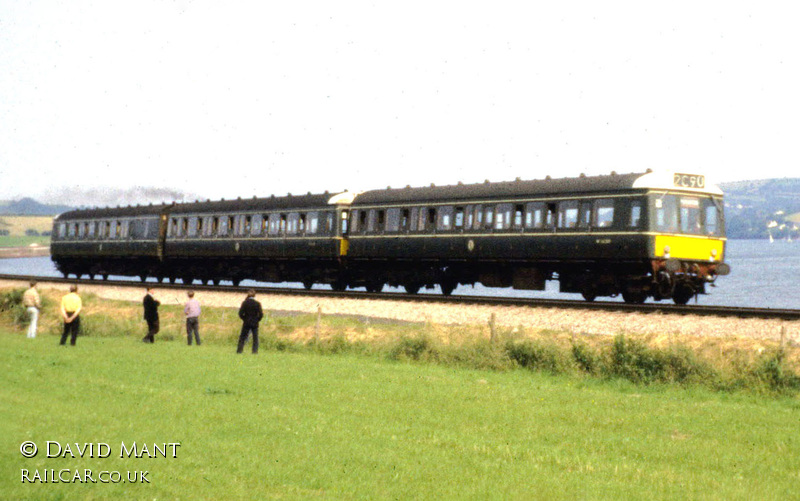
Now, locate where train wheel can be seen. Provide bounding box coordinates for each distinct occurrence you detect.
[440,280,456,296]
[622,291,647,304]
[331,280,347,292]
[102,274,109,281]
[581,290,597,302]
[404,283,421,295]
[182,277,194,285]
[366,282,385,293]
[232,279,241,287]
[303,280,314,290]
[672,283,695,305]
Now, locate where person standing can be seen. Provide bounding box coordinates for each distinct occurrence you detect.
[22,281,41,338]
[142,287,160,343]
[59,284,82,346]
[184,291,201,345]
[237,289,263,354]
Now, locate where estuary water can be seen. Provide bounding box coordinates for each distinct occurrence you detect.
[1,240,797,310]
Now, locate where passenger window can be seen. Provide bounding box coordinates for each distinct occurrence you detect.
[211,217,220,236]
[705,203,718,236]
[279,214,287,234]
[340,211,348,235]
[484,207,494,229]
[307,212,319,234]
[558,201,579,228]
[386,209,400,232]
[526,203,545,229]
[579,202,592,228]
[226,216,234,236]
[427,208,436,229]
[594,199,615,228]
[454,207,464,230]
[514,205,524,228]
[438,207,453,231]
[182,218,189,236]
[197,217,205,236]
[299,214,306,233]
[243,215,252,235]
[630,201,644,231]
[400,209,410,231]
[474,206,483,229]
[546,204,556,227]
[287,213,299,234]
[358,210,367,233]
[377,210,386,231]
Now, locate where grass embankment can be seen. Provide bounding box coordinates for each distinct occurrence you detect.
[0,216,53,247]
[1,287,800,499]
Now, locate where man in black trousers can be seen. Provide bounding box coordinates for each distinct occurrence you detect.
[237,289,264,354]
[142,287,160,343]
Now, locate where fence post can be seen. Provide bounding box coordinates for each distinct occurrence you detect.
[489,312,496,344]
[780,325,786,350]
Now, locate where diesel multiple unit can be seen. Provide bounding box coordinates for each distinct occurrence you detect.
[50,170,730,304]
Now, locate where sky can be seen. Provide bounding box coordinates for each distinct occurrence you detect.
[1,2,799,204]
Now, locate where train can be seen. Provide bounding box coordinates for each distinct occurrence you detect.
[50,169,730,304]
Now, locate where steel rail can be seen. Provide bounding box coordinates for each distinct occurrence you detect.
[1,273,798,321]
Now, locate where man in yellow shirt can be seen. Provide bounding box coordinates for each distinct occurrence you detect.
[60,285,82,346]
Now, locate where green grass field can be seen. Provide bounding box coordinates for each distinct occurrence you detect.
[0,216,53,247]
[1,331,799,500]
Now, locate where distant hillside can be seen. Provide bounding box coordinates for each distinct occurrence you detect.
[720,178,800,240]
[0,197,74,216]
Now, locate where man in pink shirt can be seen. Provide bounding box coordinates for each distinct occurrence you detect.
[184,291,201,345]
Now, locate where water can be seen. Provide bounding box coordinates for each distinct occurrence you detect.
[1,240,797,309]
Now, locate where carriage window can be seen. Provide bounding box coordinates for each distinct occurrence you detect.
[287,213,299,234]
[579,202,592,228]
[87,222,96,238]
[340,211,348,235]
[243,215,252,235]
[474,206,483,230]
[484,207,494,229]
[169,218,177,237]
[197,217,205,236]
[386,209,400,232]
[427,208,436,228]
[211,217,219,236]
[594,199,615,228]
[279,214,287,234]
[679,197,702,234]
[558,201,579,228]
[526,202,545,229]
[655,196,677,232]
[182,218,189,236]
[377,210,386,231]
[495,204,512,230]
[514,205,524,228]
[307,212,319,234]
[437,206,453,231]
[705,201,719,236]
[227,216,235,236]
[631,201,643,228]
[546,204,557,227]
[357,210,367,233]
[454,207,464,229]
[121,220,130,238]
[400,209,410,231]
[78,223,86,238]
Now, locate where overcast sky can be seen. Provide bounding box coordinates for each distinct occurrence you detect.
[1,2,799,203]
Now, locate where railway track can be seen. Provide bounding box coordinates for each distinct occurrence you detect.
[1,273,799,321]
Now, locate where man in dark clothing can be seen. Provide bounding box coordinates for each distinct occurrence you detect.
[237,289,264,354]
[142,287,160,343]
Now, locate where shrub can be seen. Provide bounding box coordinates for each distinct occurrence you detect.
[571,341,600,375]
[388,334,439,362]
[505,340,570,375]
